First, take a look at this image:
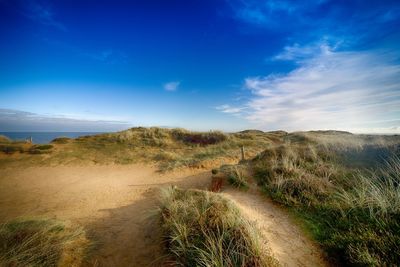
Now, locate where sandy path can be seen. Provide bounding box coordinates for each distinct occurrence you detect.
[223,187,328,267]
[0,165,210,266]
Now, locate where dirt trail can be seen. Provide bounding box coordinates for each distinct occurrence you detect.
[223,187,328,267]
[0,165,210,266]
[0,164,327,266]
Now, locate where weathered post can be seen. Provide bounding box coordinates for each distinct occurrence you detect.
[241,146,245,161]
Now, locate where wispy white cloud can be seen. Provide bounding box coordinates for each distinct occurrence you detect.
[215,104,243,114]
[228,0,326,28]
[164,81,180,92]
[218,44,400,133]
[83,49,128,64]
[272,41,335,62]
[23,0,67,31]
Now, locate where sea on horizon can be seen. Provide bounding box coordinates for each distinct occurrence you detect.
[0,132,103,144]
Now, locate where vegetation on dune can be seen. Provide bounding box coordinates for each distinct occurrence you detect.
[158,187,277,267]
[0,143,25,154]
[218,164,250,190]
[247,134,400,266]
[0,127,277,170]
[51,137,72,144]
[0,135,11,143]
[0,136,55,155]
[0,218,90,267]
[1,129,400,265]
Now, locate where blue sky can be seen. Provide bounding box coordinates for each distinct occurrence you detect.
[0,0,399,132]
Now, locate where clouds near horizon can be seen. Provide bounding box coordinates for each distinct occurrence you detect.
[0,109,130,132]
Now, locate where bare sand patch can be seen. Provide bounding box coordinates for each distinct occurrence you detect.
[0,165,210,266]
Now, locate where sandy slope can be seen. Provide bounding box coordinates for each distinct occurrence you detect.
[0,164,327,266]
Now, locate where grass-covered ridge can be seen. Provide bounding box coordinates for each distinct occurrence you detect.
[245,132,400,266]
[0,218,90,267]
[158,187,277,267]
[0,127,283,170]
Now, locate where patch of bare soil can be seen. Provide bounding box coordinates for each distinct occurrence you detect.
[0,165,210,266]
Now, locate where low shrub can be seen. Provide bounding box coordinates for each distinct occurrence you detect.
[28,145,53,154]
[34,144,53,150]
[158,187,277,266]
[225,166,249,190]
[51,137,71,144]
[0,144,24,154]
[172,129,228,145]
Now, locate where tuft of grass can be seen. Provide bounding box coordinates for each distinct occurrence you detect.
[158,187,277,267]
[0,218,90,267]
[223,165,249,190]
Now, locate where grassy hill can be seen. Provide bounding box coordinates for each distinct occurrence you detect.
[0,127,286,170]
[217,131,400,266]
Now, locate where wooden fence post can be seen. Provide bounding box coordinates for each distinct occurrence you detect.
[241,146,245,161]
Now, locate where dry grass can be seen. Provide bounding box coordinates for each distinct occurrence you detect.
[248,134,400,266]
[336,155,400,218]
[157,187,278,267]
[0,127,277,170]
[0,218,90,267]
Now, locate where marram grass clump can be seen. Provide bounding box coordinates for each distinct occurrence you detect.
[0,218,91,267]
[158,187,278,267]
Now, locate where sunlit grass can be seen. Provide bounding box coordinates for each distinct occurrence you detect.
[157,187,278,266]
[0,218,90,267]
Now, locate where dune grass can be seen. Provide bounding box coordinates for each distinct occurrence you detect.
[0,218,90,267]
[0,127,278,170]
[248,136,400,266]
[158,187,277,267]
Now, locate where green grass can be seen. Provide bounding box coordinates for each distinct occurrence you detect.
[157,187,277,267]
[249,138,400,266]
[0,218,90,267]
